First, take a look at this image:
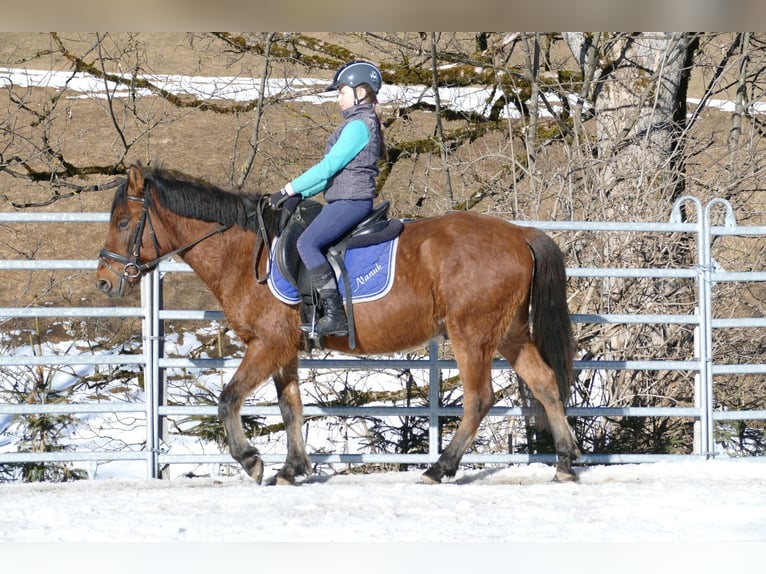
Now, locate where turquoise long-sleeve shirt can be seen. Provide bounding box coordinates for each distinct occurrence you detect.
[289,119,370,198]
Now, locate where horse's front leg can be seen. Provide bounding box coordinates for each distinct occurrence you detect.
[272,358,312,485]
[218,346,275,484]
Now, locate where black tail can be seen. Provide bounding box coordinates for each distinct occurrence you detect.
[527,229,574,404]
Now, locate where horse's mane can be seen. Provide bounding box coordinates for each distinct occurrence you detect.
[119,165,281,238]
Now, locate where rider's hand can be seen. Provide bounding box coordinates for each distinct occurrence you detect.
[269,188,293,210]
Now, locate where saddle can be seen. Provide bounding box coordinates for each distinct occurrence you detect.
[273,199,404,349]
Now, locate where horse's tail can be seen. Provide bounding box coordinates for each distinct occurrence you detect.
[526,229,574,404]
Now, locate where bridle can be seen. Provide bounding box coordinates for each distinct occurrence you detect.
[98,193,233,296]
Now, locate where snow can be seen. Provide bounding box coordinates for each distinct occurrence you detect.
[0,65,519,118]
[1,460,764,544]
[1,460,764,573]
[3,66,762,121]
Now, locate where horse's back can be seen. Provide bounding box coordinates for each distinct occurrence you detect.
[327,211,537,355]
[399,211,536,279]
[403,210,536,242]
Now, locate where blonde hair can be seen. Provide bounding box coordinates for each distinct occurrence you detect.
[356,84,387,162]
[373,100,387,162]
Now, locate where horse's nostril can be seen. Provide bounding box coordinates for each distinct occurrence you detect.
[96,279,112,294]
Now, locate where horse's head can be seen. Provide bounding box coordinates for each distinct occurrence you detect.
[96,162,162,298]
[97,161,277,298]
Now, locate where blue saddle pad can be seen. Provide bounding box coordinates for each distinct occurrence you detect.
[268,236,399,305]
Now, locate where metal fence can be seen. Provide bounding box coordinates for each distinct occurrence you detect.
[1,196,765,479]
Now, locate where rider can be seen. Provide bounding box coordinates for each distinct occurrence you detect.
[270,60,385,337]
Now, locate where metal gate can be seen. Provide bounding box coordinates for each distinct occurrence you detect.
[1,196,765,478]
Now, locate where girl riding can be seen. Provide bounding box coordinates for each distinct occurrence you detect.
[270,60,386,337]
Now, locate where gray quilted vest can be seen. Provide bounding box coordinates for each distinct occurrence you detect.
[323,104,381,202]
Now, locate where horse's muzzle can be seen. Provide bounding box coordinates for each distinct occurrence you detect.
[96,278,117,297]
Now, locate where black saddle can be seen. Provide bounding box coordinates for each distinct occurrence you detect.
[273,199,404,349]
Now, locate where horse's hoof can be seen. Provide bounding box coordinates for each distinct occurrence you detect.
[552,469,578,483]
[244,455,264,484]
[275,475,295,486]
[420,468,442,484]
[274,468,297,486]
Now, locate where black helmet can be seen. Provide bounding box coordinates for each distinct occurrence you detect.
[327,60,382,94]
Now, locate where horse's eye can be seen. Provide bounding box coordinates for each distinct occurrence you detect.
[117,217,131,230]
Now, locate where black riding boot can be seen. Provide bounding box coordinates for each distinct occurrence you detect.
[309,263,348,336]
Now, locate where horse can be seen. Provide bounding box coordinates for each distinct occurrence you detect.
[96,162,581,485]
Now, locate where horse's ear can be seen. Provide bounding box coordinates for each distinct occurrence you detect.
[126,163,145,199]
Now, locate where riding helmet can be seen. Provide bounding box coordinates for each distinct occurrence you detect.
[327,60,382,94]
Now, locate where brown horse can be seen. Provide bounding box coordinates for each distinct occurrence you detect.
[96,163,580,485]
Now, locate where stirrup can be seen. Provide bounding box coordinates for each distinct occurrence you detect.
[299,323,315,334]
[300,305,318,336]
[298,291,322,337]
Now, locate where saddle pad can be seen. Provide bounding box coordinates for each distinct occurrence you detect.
[268,236,399,305]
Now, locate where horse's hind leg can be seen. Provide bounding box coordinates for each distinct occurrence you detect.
[499,332,580,482]
[272,358,312,485]
[422,345,494,484]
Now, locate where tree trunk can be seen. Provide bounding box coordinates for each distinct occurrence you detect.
[595,33,694,217]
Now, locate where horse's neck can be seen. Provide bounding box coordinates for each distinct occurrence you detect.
[169,220,262,303]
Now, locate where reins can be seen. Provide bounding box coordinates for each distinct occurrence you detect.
[251,194,273,284]
[98,192,233,295]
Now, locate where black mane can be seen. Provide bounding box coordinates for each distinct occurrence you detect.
[132,166,281,238]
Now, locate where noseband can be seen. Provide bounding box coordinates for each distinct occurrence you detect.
[98,193,233,296]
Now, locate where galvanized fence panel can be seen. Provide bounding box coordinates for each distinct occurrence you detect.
[1,198,765,479]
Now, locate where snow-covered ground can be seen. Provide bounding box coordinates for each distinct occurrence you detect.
[4,66,765,119]
[1,459,764,573]
[2,459,764,543]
